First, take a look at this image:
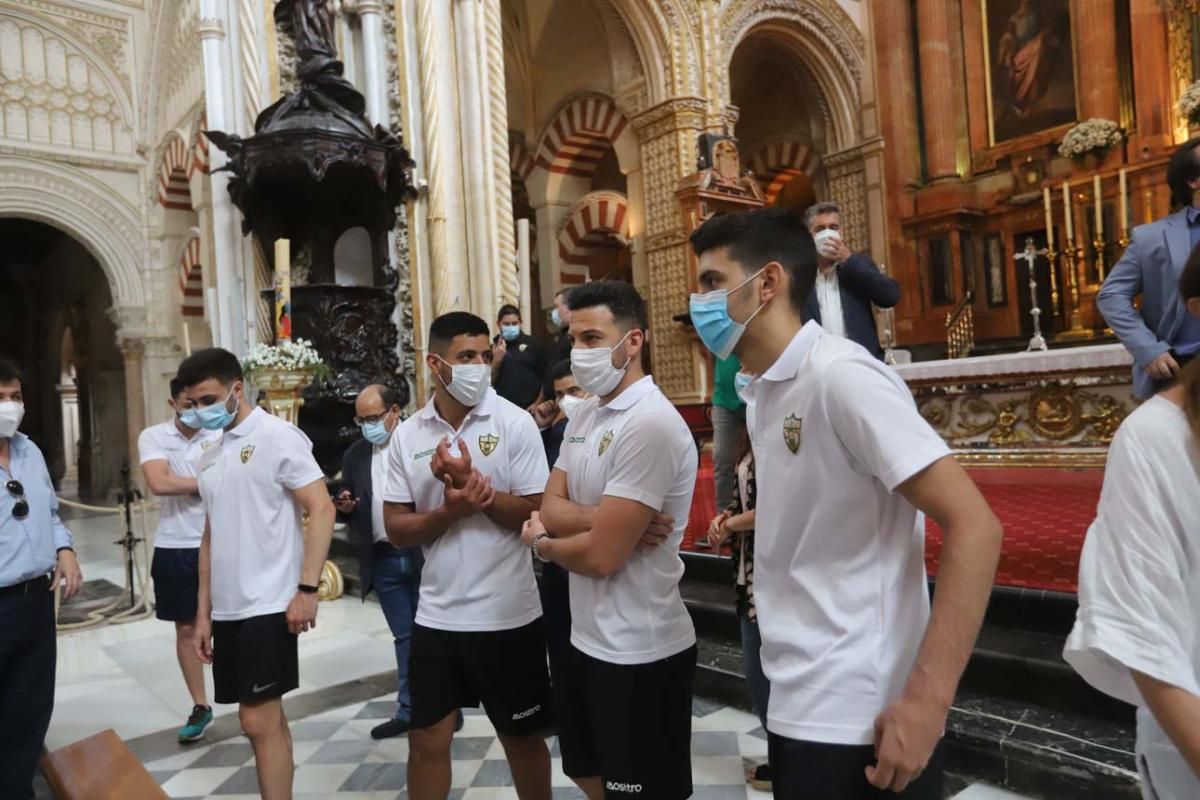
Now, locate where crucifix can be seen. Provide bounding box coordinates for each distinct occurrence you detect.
[1016,237,1049,352]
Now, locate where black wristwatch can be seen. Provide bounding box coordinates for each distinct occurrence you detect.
[56,547,74,554]
[298,583,319,594]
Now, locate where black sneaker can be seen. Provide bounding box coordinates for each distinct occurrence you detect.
[370,718,410,740]
[749,763,772,791]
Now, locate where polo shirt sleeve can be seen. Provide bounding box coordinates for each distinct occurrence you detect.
[602,414,687,511]
[1064,425,1200,706]
[381,430,414,504]
[276,426,326,490]
[552,416,578,475]
[137,427,166,465]
[823,357,950,492]
[507,411,551,496]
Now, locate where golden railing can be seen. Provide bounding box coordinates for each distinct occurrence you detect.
[946,290,975,359]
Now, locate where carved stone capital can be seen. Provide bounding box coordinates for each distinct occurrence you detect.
[631,97,707,140]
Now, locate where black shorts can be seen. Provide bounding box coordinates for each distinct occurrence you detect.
[409,618,553,737]
[212,612,298,705]
[768,733,944,799]
[151,547,200,622]
[555,643,696,800]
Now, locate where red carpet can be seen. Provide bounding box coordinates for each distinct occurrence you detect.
[682,456,1100,594]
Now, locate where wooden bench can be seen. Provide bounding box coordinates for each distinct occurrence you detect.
[41,729,167,800]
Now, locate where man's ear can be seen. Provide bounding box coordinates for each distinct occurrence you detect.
[759,261,787,304]
[1187,296,1200,319]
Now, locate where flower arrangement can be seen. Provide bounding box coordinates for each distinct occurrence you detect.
[243,338,331,380]
[1057,119,1124,160]
[1179,81,1200,125]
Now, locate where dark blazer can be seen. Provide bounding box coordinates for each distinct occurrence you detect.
[338,438,422,598]
[802,253,900,360]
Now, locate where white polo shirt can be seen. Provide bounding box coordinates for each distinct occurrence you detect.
[381,388,548,632]
[196,408,326,622]
[745,323,950,745]
[555,375,698,665]
[137,421,222,548]
[370,445,388,543]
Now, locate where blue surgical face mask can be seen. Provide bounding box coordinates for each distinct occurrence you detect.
[361,418,392,446]
[689,268,767,359]
[734,371,754,403]
[500,324,521,342]
[193,389,238,431]
[551,308,563,329]
[178,408,200,430]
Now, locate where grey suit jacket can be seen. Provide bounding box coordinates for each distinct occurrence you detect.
[1097,207,1192,399]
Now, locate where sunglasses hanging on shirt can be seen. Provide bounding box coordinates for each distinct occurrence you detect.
[6,480,28,519]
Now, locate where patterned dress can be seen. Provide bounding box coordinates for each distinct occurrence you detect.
[726,450,757,622]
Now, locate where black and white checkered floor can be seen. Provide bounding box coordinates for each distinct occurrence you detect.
[142,696,1026,799]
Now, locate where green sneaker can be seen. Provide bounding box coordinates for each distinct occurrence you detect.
[178,704,213,743]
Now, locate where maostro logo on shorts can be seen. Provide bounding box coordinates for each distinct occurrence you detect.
[511,704,541,721]
[605,781,643,794]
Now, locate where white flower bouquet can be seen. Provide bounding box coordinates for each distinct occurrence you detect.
[243,338,331,380]
[1179,81,1200,125]
[1057,119,1123,160]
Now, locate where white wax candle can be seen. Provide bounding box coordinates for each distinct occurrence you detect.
[1062,182,1074,243]
[1043,187,1054,249]
[1093,174,1103,237]
[1118,168,1128,234]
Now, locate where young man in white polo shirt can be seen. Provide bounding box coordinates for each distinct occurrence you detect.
[180,348,335,800]
[138,377,222,743]
[521,280,699,800]
[383,312,552,800]
[688,208,1003,798]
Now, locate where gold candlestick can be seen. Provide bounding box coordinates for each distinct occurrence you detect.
[1056,244,1094,340]
[1045,246,1060,319]
[1118,230,1130,252]
[1092,237,1107,283]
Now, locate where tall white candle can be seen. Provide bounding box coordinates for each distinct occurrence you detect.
[1093,174,1103,237]
[1043,187,1054,249]
[182,321,191,356]
[1062,182,1074,243]
[1118,168,1128,235]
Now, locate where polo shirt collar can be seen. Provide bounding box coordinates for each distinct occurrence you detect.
[225,406,266,438]
[761,322,823,383]
[601,375,654,411]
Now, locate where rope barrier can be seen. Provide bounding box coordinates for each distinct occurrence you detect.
[54,496,157,632]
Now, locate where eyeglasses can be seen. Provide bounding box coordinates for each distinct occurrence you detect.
[353,412,388,427]
[7,480,28,519]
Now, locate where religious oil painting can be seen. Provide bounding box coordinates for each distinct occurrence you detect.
[983,0,1078,145]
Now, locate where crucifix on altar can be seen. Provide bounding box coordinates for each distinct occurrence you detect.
[1016,237,1049,352]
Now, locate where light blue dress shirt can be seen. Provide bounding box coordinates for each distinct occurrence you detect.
[0,433,74,587]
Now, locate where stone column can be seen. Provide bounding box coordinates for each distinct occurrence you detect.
[116,335,146,471]
[354,0,390,126]
[199,8,249,354]
[915,0,959,182]
[1075,0,1120,122]
[631,98,707,406]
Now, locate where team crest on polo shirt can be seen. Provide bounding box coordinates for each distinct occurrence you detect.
[598,430,614,456]
[783,415,802,454]
[240,444,256,464]
[478,433,499,457]
[200,440,215,451]
[518,343,527,352]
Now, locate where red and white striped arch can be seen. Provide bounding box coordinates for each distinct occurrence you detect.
[190,113,210,180]
[157,133,192,210]
[178,233,203,317]
[536,95,629,179]
[509,132,535,183]
[557,191,630,285]
[745,139,819,204]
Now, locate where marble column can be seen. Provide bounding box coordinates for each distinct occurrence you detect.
[199,7,249,355]
[631,98,707,405]
[915,0,959,182]
[354,0,390,126]
[1075,0,1120,123]
[117,336,146,472]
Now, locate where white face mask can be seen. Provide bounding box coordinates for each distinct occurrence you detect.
[0,400,24,439]
[570,331,632,397]
[558,394,585,419]
[813,228,842,259]
[435,358,491,407]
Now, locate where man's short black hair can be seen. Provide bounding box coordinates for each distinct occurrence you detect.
[497,304,521,321]
[177,347,243,388]
[169,377,186,399]
[0,360,22,386]
[689,208,818,313]
[566,280,648,332]
[554,288,571,302]
[1167,137,1200,209]
[549,359,573,383]
[429,312,490,354]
